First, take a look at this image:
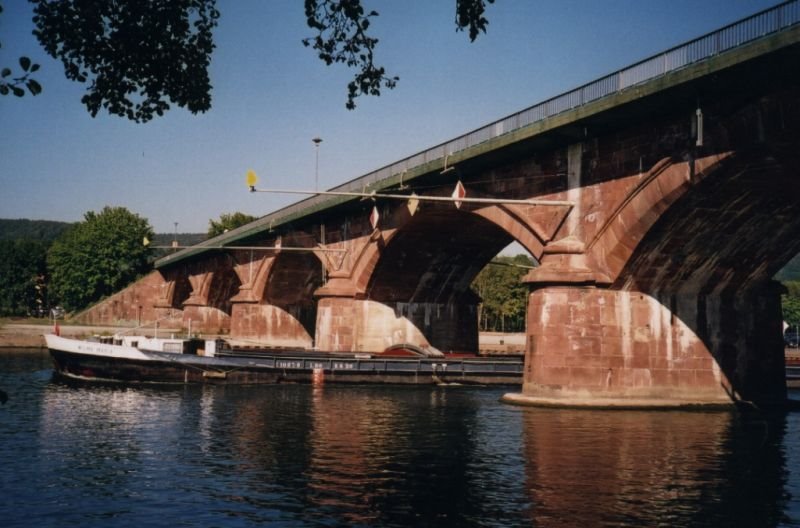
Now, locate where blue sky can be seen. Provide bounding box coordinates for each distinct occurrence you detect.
[0,0,779,234]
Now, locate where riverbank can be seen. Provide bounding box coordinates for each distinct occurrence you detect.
[0,321,526,354]
[1,322,110,348]
[0,321,48,348]
[0,320,185,349]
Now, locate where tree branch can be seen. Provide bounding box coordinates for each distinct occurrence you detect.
[302,0,398,110]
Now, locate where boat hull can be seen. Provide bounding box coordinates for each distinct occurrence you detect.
[46,335,523,386]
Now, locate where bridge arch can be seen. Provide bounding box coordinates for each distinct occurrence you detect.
[365,209,514,303]
[316,205,539,353]
[615,146,800,402]
[265,250,323,338]
[520,142,800,407]
[613,147,800,293]
[181,258,240,334]
[337,196,560,301]
[155,268,191,311]
[229,232,323,348]
[586,154,730,283]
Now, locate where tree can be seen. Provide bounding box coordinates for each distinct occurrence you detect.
[783,281,800,326]
[26,0,494,121]
[47,207,154,312]
[0,4,41,97]
[0,239,48,316]
[30,0,218,122]
[207,212,258,239]
[472,254,533,333]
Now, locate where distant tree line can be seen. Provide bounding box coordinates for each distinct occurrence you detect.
[0,219,68,316]
[0,209,262,317]
[0,218,71,241]
[0,239,48,317]
[0,208,156,315]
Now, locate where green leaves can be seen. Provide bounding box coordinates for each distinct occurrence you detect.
[207,212,258,239]
[18,56,40,75]
[11,1,495,118]
[47,207,154,311]
[303,0,398,110]
[455,0,495,41]
[301,0,494,109]
[0,240,48,317]
[26,79,42,95]
[0,3,41,98]
[783,281,800,325]
[472,254,535,332]
[0,53,42,97]
[30,0,219,122]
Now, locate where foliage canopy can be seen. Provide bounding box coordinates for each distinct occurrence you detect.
[207,212,258,239]
[0,4,41,97]
[19,0,494,120]
[30,0,219,122]
[472,254,533,333]
[47,206,154,311]
[783,281,800,326]
[0,239,48,316]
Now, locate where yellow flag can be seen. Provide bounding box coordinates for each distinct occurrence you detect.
[246,169,258,189]
[143,236,150,247]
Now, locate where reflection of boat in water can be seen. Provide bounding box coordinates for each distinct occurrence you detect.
[45,334,523,386]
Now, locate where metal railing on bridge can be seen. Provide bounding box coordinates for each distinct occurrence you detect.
[161,0,800,265]
[264,0,799,223]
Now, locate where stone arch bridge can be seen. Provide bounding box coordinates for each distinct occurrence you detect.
[81,3,800,407]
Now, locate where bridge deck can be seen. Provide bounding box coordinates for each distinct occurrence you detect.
[156,0,800,270]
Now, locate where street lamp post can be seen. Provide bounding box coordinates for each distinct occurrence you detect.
[312,137,322,191]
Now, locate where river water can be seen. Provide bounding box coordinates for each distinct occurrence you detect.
[2,349,800,527]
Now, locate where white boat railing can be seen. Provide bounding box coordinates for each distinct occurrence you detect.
[112,311,179,339]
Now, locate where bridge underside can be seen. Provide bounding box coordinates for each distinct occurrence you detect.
[317,210,514,354]
[512,145,800,408]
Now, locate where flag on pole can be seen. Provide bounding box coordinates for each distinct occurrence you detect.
[407,193,419,216]
[370,205,380,230]
[246,169,258,192]
[452,180,466,209]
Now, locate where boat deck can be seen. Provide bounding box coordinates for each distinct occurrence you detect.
[47,333,524,386]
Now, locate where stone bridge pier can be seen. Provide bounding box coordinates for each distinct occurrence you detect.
[516,279,788,408]
[506,96,800,408]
